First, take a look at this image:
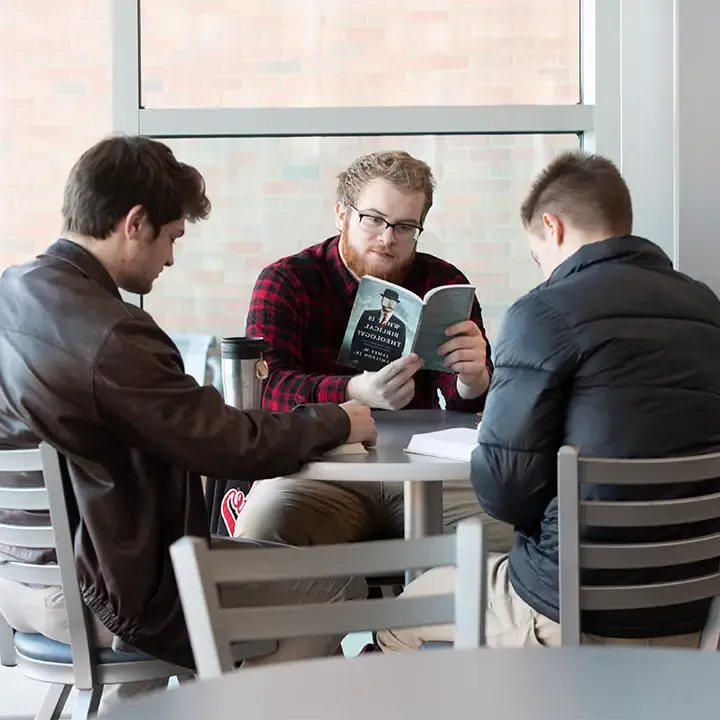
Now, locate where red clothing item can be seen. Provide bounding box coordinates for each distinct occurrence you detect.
[246,236,493,412]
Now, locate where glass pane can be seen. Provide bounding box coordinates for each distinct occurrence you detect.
[140,1,580,108]
[0,1,111,272]
[145,134,580,344]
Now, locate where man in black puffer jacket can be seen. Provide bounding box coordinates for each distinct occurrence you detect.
[379,150,720,651]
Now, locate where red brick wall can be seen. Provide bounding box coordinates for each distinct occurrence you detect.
[0,0,579,341]
[140,0,579,108]
[0,0,111,267]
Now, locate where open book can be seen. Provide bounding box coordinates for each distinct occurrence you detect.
[337,276,476,373]
[404,427,479,462]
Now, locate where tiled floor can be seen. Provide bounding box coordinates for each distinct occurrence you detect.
[0,661,71,719]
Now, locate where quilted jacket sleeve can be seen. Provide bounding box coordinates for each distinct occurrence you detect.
[471,293,577,530]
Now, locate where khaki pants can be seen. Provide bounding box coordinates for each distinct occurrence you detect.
[234,478,514,552]
[377,554,701,651]
[0,541,364,715]
[0,576,167,714]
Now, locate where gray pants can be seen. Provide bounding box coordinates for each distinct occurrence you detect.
[0,537,364,714]
[233,477,515,551]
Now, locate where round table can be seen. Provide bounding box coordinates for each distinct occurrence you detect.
[292,409,474,484]
[291,409,474,549]
[104,646,720,719]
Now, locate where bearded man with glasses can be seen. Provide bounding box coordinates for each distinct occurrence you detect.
[239,150,513,557]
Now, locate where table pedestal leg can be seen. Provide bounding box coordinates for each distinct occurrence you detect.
[404,480,443,584]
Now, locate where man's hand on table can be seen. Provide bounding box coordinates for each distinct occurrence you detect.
[346,354,424,411]
[438,320,491,400]
[339,399,378,446]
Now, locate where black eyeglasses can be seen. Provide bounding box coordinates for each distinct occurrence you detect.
[350,206,423,243]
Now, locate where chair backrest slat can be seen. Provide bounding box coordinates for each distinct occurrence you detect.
[217,595,455,641]
[171,518,488,678]
[579,452,720,485]
[0,486,49,510]
[0,449,44,473]
[558,445,720,646]
[581,533,720,569]
[582,572,720,611]
[0,561,61,585]
[0,451,53,551]
[0,524,54,548]
[208,533,457,584]
[581,493,720,527]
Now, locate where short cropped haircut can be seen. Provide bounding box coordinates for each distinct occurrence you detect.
[520,151,633,237]
[62,134,211,239]
[337,151,436,220]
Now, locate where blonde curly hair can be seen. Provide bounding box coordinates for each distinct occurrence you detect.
[337,151,436,221]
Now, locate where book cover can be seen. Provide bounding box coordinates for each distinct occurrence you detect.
[337,277,423,372]
[337,276,476,373]
[412,284,476,372]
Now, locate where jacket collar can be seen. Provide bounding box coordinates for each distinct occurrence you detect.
[547,235,673,285]
[41,238,122,301]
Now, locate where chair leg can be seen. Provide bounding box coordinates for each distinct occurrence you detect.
[700,595,720,650]
[35,684,72,720]
[379,584,403,598]
[71,687,103,720]
[0,615,16,667]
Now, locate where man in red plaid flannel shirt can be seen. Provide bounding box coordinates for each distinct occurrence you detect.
[238,151,513,552]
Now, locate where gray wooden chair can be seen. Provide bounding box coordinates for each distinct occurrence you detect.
[0,444,188,720]
[170,518,488,678]
[170,333,221,391]
[0,586,16,668]
[557,445,720,647]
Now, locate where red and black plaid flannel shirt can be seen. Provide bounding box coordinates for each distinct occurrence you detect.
[246,236,493,413]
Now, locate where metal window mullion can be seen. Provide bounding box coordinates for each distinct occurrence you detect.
[137,104,594,139]
[580,0,620,161]
[112,0,141,135]
[111,0,143,308]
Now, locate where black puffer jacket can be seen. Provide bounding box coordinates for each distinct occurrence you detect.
[472,235,720,638]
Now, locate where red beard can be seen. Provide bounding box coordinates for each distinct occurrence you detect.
[339,231,414,285]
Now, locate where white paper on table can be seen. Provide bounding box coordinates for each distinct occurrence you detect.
[404,427,479,462]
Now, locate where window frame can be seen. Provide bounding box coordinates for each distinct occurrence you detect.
[113,0,676,307]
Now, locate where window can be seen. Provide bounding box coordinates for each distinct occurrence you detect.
[0,0,112,272]
[140,0,580,108]
[129,1,587,341]
[144,134,579,342]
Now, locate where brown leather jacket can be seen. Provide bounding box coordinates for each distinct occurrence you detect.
[0,239,351,668]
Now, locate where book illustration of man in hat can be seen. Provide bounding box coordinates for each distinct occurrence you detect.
[349,286,408,371]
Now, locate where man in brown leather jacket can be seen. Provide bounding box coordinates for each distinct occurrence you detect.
[0,136,376,686]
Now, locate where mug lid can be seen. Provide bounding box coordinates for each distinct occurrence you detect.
[221,336,268,359]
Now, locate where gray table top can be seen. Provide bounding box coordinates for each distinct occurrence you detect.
[105,646,720,720]
[291,409,478,482]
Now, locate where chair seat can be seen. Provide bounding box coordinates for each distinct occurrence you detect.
[14,632,155,665]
